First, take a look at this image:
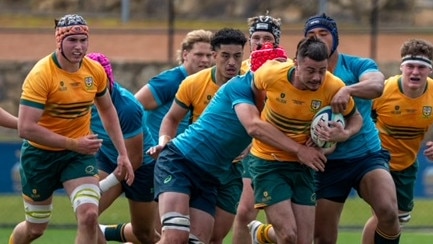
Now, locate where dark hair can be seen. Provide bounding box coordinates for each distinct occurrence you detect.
[295,36,329,62]
[211,28,247,51]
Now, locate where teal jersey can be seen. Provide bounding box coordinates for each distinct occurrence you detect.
[144,65,191,141]
[91,82,155,165]
[329,54,382,159]
[172,72,256,184]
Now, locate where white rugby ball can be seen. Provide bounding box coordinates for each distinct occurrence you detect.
[310,106,345,148]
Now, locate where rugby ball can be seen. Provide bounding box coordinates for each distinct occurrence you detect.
[310,106,345,148]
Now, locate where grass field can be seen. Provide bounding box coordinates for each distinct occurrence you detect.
[1,194,432,243]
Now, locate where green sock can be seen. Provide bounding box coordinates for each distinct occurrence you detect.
[104,223,127,242]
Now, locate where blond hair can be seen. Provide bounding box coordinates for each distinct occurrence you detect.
[176,29,213,64]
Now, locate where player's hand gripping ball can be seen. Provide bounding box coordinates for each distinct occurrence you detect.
[310,106,345,148]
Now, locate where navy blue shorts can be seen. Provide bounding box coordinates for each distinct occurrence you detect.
[315,149,390,202]
[154,143,218,216]
[97,153,155,202]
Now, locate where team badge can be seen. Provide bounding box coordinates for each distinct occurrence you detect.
[423,106,432,117]
[84,77,94,89]
[311,100,322,111]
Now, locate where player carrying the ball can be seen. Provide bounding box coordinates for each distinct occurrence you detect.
[247,36,363,244]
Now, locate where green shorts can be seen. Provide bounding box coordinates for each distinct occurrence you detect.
[391,161,418,212]
[216,162,243,214]
[241,154,253,179]
[248,154,316,209]
[20,140,98,201]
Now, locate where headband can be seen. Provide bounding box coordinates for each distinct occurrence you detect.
[401,55,432,69]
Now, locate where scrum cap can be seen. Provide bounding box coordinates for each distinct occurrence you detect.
[55,14,89,51]
[249,15,281,45]
[86,52,115,90]
[304,13,339,55]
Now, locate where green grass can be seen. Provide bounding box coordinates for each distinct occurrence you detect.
[1,194,432,243]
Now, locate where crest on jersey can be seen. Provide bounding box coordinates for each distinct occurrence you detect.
[84,77,94,89]
[311,100,322,111]
[423,106,432,117]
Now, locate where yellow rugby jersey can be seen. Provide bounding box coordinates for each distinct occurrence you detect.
[20,53,108,150]
[251,60,356,162]
[373,75,433,171]
[241,59,251,73]
[175,65,246,122]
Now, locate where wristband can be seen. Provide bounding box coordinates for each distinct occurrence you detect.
[158,135,171,146]
[99,173,120,193]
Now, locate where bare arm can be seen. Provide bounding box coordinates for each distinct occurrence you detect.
[341,110,363,140]
[345,71,384,99]
[235,103,327,172]
[135,84,159,110]
[158,101,189,143]
[18,104,103,155]
[18,105,83,149]
[331,71,385,112]
[95,93,134,185]
[0,107,18,129]
[146,101,189,159]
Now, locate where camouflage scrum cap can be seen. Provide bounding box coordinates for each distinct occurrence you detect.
[55,14,89,51]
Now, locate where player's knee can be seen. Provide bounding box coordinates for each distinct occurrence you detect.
[77,206,99,228]
[376,207,398,224]
[279,229,297,244]
[236,203,257,223]
[70,184,100,228]
[70,184,101,212]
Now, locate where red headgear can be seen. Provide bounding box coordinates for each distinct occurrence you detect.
[250,42,287,71]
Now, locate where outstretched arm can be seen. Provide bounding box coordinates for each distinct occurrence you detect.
[95,93,135,186]
[0,107,17,129]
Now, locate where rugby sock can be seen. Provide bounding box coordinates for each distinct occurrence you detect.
[103,223,127,242]
[8,234,14,244]
[374,227,401,243]
[257,224,273,244]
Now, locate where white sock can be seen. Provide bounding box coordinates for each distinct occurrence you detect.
[99,224,107,233]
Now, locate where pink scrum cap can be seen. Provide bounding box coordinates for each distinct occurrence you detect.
[86,52,115,90]
[250,42,287,71]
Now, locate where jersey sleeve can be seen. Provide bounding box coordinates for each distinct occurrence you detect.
[21,66,51,109]
[253,60,287,91]
[174,76,195,109]
[117,100,144,139]
[148,68,185,106]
